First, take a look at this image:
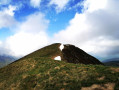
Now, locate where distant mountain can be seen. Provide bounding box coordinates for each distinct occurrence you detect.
[0,43,118,90]
[102,58,119,67]
[104,61,119,67]
[103,58,119,63]
[0,55,16,68]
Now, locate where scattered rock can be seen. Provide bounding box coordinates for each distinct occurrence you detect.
[97,76,105,81]
[81,83,115,90]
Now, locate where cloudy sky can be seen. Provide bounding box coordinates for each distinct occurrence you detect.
[0,0,119,60]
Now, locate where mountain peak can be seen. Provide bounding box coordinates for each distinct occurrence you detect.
[58,43,103,65]
[16,43,103,65]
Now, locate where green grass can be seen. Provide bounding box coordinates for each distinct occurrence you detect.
[19,43,62,60]
[0,43,119,90]
[0,57,119,90]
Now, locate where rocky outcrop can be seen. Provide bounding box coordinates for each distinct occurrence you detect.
[61,44,103,65]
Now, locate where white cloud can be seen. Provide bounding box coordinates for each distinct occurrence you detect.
[0,41,2,45]
[0,13,17,28]
[0,0,11,5]
[30,0,41,8]
[82,0,107,12]
[54,13,89,44]
[0,5,17,28]
[53,0,119,59]
[18,13,48,33]
[5,13,49,57]
[49,0,69,12]
[1,0,119,60]
[6,32,48,57]
[4,5,17,16]
[0,41,10,55]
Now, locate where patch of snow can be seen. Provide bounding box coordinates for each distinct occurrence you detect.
[54,56,61,61]
[59,44,64,51]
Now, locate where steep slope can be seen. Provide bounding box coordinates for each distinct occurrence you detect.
[16,43,62,61]
[0,43,118,90]
[62,44,103,64]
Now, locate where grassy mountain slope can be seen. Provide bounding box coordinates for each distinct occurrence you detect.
[18,43,61,60]
[0,43,119,90]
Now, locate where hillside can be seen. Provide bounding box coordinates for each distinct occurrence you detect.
[0,43,119,90]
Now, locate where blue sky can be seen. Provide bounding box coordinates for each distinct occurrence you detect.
[0,0,83,38]
[0,0,119,61]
